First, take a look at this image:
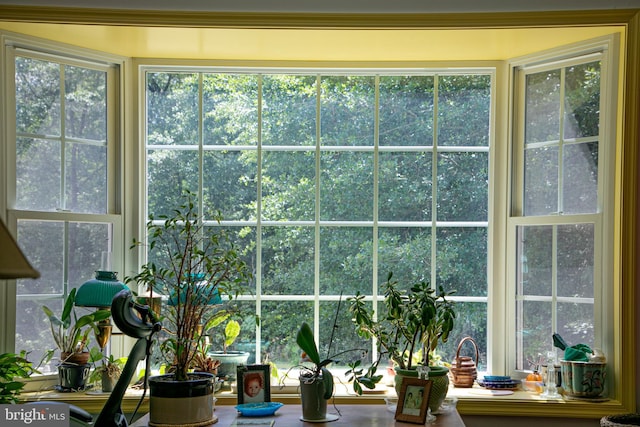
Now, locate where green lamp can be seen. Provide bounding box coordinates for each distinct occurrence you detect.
[75,263,129,350]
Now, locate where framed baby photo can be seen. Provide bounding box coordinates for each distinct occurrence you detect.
[395,377,432,424]
[237,364,271,404]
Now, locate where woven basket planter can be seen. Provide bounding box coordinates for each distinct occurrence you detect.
[601,413,640,427]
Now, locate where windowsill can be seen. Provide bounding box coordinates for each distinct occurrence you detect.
[262,381,627,419]
[446,385,625,419]
[20,381,626,419]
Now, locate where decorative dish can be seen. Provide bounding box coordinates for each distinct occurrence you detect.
[235,402,284,417]
[478,378,521,390]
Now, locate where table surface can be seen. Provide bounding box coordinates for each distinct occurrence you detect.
[130,403,465,427]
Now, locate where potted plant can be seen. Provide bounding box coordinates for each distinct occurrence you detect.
[42,288,111,390]
[295,306,383,421]
[348,272,456,412]
[0,352,35,403]
[207,318,251,385]
[89,348,126,393]
[127,190,252,427]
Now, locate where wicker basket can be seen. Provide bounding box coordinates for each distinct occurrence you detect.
[601,414,640,426]
[449,337,479,388]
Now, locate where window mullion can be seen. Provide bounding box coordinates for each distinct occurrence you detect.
[59,64,66,211]
[313,74,321,340]
[255,74,263,362]
[372,74,380,362]
[558,67,566,215]
[430,75,439,291]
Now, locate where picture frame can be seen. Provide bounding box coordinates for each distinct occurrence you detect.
[394,377,433,424]
[237,364,271,404]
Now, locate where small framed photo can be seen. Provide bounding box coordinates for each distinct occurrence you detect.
[395,377,433,424]
[237,364,270,404]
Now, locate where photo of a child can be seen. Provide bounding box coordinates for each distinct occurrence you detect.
[242,371,265,403]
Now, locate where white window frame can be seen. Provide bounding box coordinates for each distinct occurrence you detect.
[0,33,126,354]
[506,35,618,386]
[138,65,497,372]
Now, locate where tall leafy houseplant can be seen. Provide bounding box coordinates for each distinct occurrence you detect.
[128,191,252,426]
[348,272,455,412]
[348,272,456,369]
[127,191,252,382]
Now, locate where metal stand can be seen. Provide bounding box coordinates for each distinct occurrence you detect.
[93,290,162,427]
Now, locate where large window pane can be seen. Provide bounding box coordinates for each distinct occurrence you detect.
[147,72,199,145]
[320,152,373,221]
[262,75,315,146]
[378,228,431,287]
[437,152,488,222]
[564,61,600,140]
[436,227,487,296]
[516,56,602,372]
[321,76,375,146]
[320,227,372,295]
[144,69,491,375]
[11,51,116,377]
[203,73,258,146]
[262,151,315,222]
[16,56,60,136]
[525,70,561,144]
[378,152,432,222]
[438,75,491,147]
[379,76,434,146]
[262,226,315,295]
[16,137,61,211]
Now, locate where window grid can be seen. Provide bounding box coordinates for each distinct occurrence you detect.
[510,49,609,373]
[8,47,121,363]
[143,69,492,369]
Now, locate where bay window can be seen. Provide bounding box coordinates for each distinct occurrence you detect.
[0,20,632,417]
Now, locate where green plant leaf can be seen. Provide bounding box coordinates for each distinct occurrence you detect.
[296,322,320,365]
[224,319,241,348]
[321,367,333,399]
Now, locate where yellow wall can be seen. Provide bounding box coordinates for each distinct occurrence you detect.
[0,21,624,61]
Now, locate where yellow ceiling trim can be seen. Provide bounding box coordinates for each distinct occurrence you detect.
[0,23,623,60]
[0,6,638,29]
